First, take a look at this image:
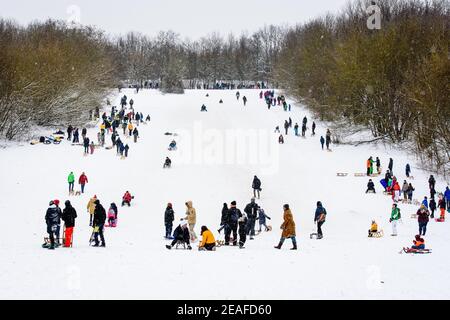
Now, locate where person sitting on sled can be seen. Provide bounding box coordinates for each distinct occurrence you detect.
[166,220,192,250]
[368,220,378,237]
[200,104,207,112]
[198,226,216,251]
[411,235,425,250]
[107,203,118,227]
[168,140,177,150]
[122,191,133,207]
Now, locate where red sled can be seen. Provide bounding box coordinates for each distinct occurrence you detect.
[435,218,445,222]
[403,247,432,254]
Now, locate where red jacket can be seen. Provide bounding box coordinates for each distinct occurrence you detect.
[123,192,132,202]
[79,174,88,184]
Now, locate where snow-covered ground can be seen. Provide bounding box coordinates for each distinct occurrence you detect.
[1,89,449,299]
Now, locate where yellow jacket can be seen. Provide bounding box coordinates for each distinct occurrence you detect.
[128,123,133,130]
[370,222,378,232]
[87,197,96,215]
[100,124,105,130]
[200,229,216,247]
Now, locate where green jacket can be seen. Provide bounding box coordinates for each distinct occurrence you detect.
[68,173,75,183]
[391,207,401,220]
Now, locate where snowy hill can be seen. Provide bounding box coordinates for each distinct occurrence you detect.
[0,89,449,299]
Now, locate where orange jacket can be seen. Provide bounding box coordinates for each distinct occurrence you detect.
[200,229,216,247]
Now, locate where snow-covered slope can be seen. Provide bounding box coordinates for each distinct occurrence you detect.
[0,89,449,299]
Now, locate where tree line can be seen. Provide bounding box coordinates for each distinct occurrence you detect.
[0,0,448,174]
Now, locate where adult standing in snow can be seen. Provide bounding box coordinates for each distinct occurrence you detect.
[314,201,327,239]
[244,198,258,240]
[133,127,139,143]
[320,136,325,150]
[124,144,130,157]
[72,128,79,143]
[78,172,88,194]
[388,158,393,174]
[252,175,262,199]
[81,128,87,141]
[401,180,409,202]
[428,175,436,192]
[224,201,240,246]
[242,96,247,106]
[429,197,436,219]
[164,203,175,239]
[405,163,411,178]
[407,183,415,203]
[325,129,331,150]
[218,203,228,234]
[68,172,75,194]
[87,195,97,226]
[445,186,450,210]
[92,199,106,247]
[389,203,401,236]
[62,200,77,247]
[185,201,197,242]
[284,120,289,135]
[312,122,316,136]
[294,123,299,136]
[67,125,73,141]
[416,205,430,236]
[45,200,60,250]
[375,157,381,174]
[274,204,297,250]
[83,137,90,154]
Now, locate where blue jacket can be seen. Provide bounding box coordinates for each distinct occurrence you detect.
[315,205,327,222]
[257,209,270,225]
[422,199,429,209]
[445,187,450,201]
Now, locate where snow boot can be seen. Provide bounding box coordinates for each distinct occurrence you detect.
[166,245,172,250]
[274,241,283,249]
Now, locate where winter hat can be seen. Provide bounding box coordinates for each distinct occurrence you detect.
[53,199,60,206]
[283,204,289,210]
[49,200,54,206]
[65,200,71,206]
[231,201,236,206]
[317,201,322,207]
[180,220,188,227]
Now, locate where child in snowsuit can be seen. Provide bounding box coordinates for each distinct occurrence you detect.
[257,207,271,232]
[238,212,248,249]
[122,191,132,206]
[411,235,425,250]
[107,203,118,227]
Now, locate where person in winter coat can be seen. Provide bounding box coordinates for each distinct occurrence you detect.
[92,199,106,247]
[224,201,240,246]
[430,187,436,200]
[422,196,429,209]
[124,144,129,157]
[199,226,216,251]
[388,158,393,174]
[122,191,132,206]
[83,137,90,154]
[89,141,95,154]
[62,200,77,247]
[392,181,401,203]
[184,201,197,242]
[166,221,191,250]
[256,207,271,232]
[78,172,88,194]
[284,120,289,135]
[252,175,262,199]
[294,123,299,136]
[278,134,284,144]
[301,123,307,137]
[314,201,327,239]
[402,180,409,202]
[107,203,118,227]
[218,203,229,234]
[389,203,401,236]
[366,179,376,193]
[325,129,331,150]
[274,204,297,250]
[163,157,171,168]
[164,203,175,239]
[411,235,425,250]
[438,194,446,221]
[122,122,127,135]
[242,96,247,106]
[428,175,436,191]
[416,205,430,236]
[244,198,258,239]
[238,212,248,249]
[312,122,316,135]
[116,138,122,154]
[376,157,381,174]
[320,136,325,150]
[67,125,73,141]
[81,128,87,141]
[45,200,61,250]
[405,163,411,178]
[444,186,450,210]
[407,183,415,202]
[429,197,437,219]
[368,220,378,237]
[72,128,79,143]
[68,172,75,193]
[133,128,139,143]
[367,157,374,176]
[128,122,133,137]
[87,195,97,226]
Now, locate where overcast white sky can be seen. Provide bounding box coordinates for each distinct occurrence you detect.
[0,0,351,39]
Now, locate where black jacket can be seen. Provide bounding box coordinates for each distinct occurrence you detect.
[93,201,106,227]
[165,207,175,224]
[367,181,375,190]
[62,205,77,228]
[173,225,190,243]
[244,202,258,220]
[226,207,241,226]
[45,205,61,226]
[220,205,228,225]
[252,177,261,190]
